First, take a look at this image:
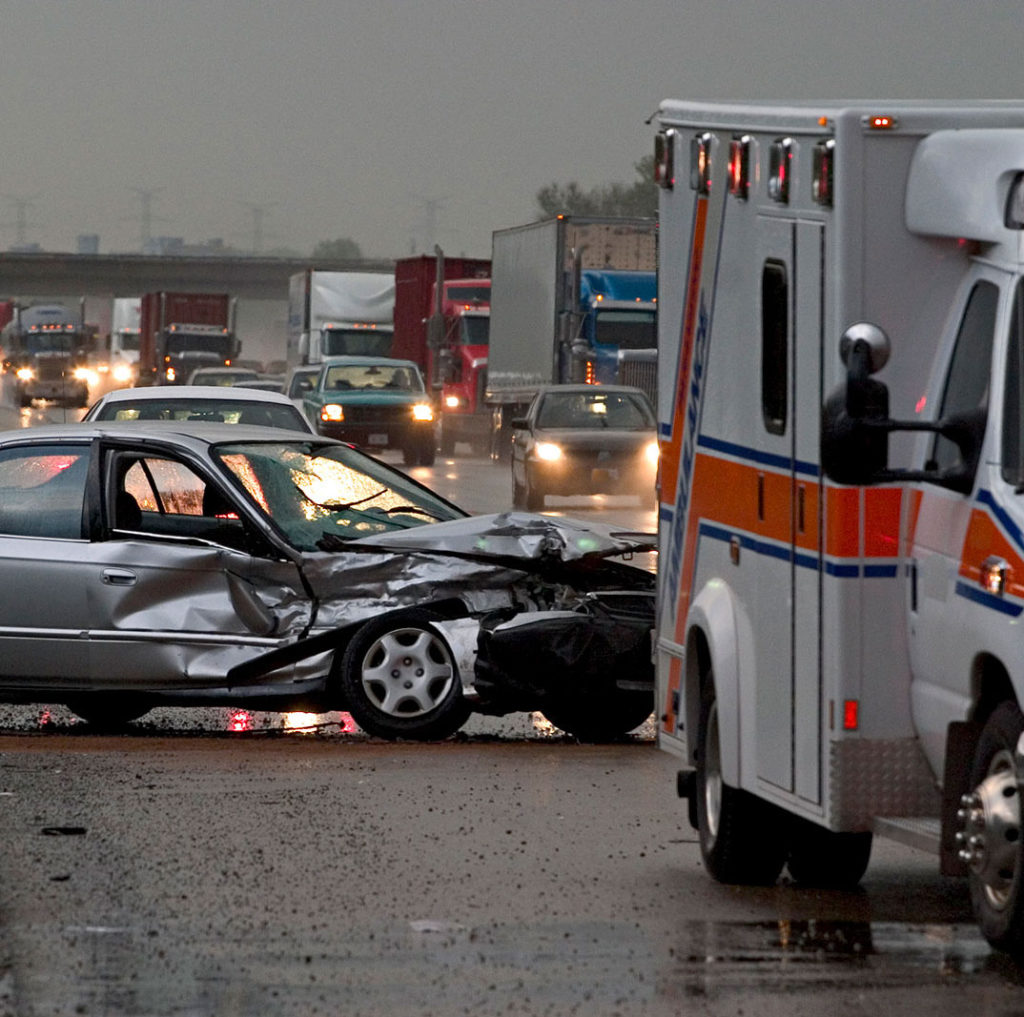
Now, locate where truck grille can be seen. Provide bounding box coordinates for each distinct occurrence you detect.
[618,360,657,405]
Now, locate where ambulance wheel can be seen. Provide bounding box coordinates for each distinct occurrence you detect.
[786,818,873,887]
[696,681,787,885]
[541,689,653,742]
[336,609,470,741]
[962,701,1024,956]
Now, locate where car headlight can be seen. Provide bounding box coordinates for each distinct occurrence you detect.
[645,440,660,466]
[111,363,134,384]
[74,367,99,386]
[535,441,562,462]
[321,404,345,422]
[412,402,434,422]
[15,367,34,382]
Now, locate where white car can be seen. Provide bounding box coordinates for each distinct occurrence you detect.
[82,385,314,432]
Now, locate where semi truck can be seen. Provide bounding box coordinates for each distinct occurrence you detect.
[286,270,394,370]
[107,297,142,386]
[1,301,92,407]
[139,292,239,385]
[653,99,1024,957]
[391,251,491,456]
[486,215,657,458]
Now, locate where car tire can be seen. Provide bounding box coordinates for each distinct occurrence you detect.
[512,472,526,510]
[336,609,471,741]
[65,697,150,729]
[418,443,436,467]
[964,701,1024,956]
[541,689,652,742]
[786,818,872,887]
[440,428,455,456]
[696,675,787,885]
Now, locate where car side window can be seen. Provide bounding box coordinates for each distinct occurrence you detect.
[109,452,252,551]
[0,444,89,539]
[1002,280,1024,486]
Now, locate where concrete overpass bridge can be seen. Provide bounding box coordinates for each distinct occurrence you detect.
[0,252,396,366]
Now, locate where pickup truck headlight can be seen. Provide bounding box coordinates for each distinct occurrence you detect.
[321,404,345,422]
[412,403,434,422]
[15,367,34,382]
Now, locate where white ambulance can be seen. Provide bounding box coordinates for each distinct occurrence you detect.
[653,100,1024,956]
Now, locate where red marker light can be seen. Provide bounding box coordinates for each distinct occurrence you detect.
[843,699,859,730]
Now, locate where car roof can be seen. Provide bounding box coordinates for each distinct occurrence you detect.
[88,385,299,406]
[0,420,342,450]
[319,355,420,370]
[533,384,653,403]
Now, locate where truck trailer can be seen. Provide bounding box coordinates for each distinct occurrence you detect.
[139,292,239,385]
[391,252,491,456]
[486,215,657,458]
[653,99,1024,957]
[287,270,394,370]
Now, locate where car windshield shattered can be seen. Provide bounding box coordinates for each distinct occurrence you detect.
[213,439,464,550]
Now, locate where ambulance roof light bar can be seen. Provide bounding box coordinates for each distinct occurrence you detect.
[654,129,676,190]
[728,135,752,200]
[812,138,836,207]
[768,137,794,204]
[690,132,714,195]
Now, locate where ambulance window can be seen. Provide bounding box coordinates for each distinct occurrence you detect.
[931,280,998,476]
[1001,281,1024,485]
[761,260,788,435]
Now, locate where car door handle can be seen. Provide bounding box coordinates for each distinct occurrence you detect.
[102,568,137,587]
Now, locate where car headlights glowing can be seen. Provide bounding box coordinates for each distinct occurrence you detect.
[535,441,562,462]
[111,363,134,384]
[321,404,345,422]
[412,403,434,422]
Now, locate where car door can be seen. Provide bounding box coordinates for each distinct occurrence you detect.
[0,439,94,688]
[87,442,312,691]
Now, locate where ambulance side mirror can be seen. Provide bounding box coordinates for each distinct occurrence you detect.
[821,324,892,485]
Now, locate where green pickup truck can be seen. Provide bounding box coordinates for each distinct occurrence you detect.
[303,355,437,466]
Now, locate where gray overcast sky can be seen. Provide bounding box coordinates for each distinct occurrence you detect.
[3,0,1022,259]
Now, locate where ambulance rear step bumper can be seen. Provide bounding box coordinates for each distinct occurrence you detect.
[873,816,941,854]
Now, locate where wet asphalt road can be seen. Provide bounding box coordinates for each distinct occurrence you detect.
[0,389,1023,1013]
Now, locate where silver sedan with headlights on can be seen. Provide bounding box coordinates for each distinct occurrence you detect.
[0,422,655,741]
[510,385,659,511]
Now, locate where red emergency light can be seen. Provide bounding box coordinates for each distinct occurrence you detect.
[768,138,794,204]
[728,135,752,200]
[812,138,836,207]
[690,132,713,194]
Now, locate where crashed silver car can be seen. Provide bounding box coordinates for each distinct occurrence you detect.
[0,422,655,740]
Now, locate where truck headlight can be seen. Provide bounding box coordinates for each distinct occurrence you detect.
[111,363,134,384]
[321,404,345,422]
[444,395,460,409]
[15,367,34,382]
[74,367,99,386]
[412,403,434,422]
[165,367,177,382]
[535,441,562,462]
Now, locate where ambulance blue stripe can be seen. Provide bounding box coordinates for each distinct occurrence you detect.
[955,580,1023,618]
[696,434,819,477]
[698,522,894,578]
[976,489,1024,550]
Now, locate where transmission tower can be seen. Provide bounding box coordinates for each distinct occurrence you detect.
[239,201,277,254]
[128,186,166,251]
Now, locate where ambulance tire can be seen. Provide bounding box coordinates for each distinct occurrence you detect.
[966,701,1024,956]
[785,819,873,888]
[540,689,653,742]
[696,682,787,886]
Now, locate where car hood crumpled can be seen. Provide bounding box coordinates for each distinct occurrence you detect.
[346,511,656,563]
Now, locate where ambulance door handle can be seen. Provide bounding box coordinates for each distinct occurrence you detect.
[757,474,765,521]
[797,485,806,534]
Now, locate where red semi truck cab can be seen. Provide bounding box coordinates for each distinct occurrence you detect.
[436,278,490,456]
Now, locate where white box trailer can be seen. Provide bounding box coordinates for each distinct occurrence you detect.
[286,270,395,369]
[653,100,1024,955]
